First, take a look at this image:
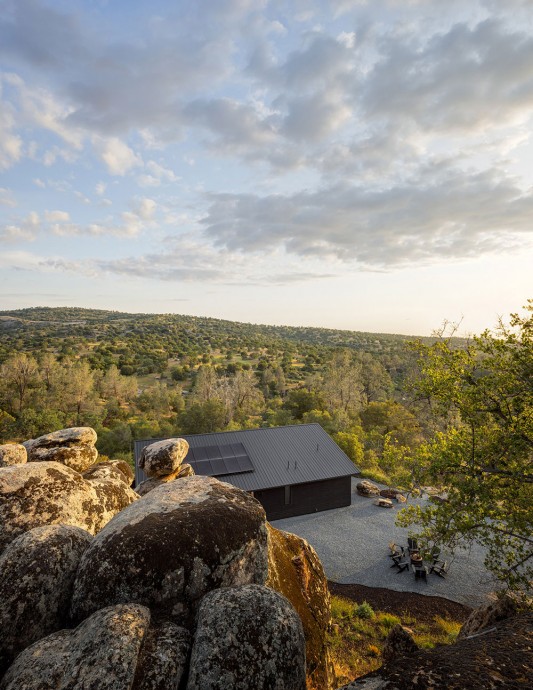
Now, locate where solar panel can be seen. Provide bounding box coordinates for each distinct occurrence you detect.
[191,446,208,461]
[210,457,227,475]
[186,443,254,477]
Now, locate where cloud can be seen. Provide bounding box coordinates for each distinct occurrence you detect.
[137,160,179,187]
[0,211,40,243]
[44,210,70,222]
[0,187,16,207]
[93,136,142,175]
[200,165,533,267]
[361,19,533,134]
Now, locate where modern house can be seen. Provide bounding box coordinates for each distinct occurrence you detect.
[133,423,359,520]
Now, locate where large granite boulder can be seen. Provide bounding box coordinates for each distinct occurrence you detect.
[136,463,195,496]
[186,584,306,690]
[139,438,189,478]
[0,461,138,554]
[267,524,334,690]
[458,594,517,640]
[24,427,98,472]
[0,524,93,676]
[71,476,268,625]
[0,604,151,690]
[0,444,27,467]
[132,620,190,690]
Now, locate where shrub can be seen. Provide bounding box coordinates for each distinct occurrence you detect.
[356,601,375,619]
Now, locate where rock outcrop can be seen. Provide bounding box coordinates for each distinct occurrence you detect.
[0,604,152,690]
[0,444,27,467]
[24,427,98,472]
[0,427,324,689]
[71,476,269,625]
[0,461,138,554]
[0,524,93,676]
[139,438,189,478]
[136,463,195,496]
[187,584,306,690]
[267,524,334,690]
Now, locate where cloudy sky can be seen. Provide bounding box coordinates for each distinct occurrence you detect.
[1,0,532,335]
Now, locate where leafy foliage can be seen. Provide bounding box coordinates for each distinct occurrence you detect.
[397,303,533,596]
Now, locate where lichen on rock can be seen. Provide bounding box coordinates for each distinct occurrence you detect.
[187,584,306,690]
[0,524,93,676]
[71,476,268,625]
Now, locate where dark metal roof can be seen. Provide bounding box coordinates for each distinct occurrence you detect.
[134,424,358,491]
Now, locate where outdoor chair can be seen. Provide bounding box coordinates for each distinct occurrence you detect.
[430,546,445,566]
[412,563,428,582]
[430,561,449,578]
[390,557,409,573]
[407,537,419,554]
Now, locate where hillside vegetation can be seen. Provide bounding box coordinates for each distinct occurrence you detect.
[0,307,438,485]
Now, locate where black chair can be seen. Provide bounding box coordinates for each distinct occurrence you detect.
[430,561,449,578]
[412,563,428,582]
[430,546,445,566]
[391,558,409,573]
[407,537,419,554]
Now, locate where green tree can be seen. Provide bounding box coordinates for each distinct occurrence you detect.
[397,304,533,597]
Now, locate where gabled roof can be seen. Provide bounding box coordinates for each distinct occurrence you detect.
[133,423,358,492]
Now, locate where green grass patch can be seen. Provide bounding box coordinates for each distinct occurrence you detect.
[328,595,464,687]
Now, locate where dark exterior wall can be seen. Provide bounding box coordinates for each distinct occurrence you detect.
[254,476,352,521]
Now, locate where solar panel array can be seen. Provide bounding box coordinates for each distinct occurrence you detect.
[187,442,254,477]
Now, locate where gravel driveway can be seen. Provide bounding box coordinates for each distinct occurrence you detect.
[271,479,499,607]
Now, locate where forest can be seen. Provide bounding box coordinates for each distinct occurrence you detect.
[0,306,436,483]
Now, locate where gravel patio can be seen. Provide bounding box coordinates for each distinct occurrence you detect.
[271,479,499,608]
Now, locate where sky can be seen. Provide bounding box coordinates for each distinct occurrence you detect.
[0,0,532,336]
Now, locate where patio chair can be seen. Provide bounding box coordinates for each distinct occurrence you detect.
[429,546,445,566]
[430,561,449,578]
[412,563,428,582]
[390,558,409,573]
[407,537,419,555]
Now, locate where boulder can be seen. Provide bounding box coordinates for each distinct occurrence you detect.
[0,604,150,690]
[381,624,418,663]
[83,461,134,485]
[136,463,195,496]
[132,620,190,690]
[24,427,97,452]
[356,480,380,497]
[0,461,138,554]
[24,427,98,472]
[0,524,93,676]
[139,438,189,478]
[267,524,334,690]
[29,444,98,472]
[186,584,306,690]
[458,594,517,639]
[0,444,27,467]
[71,476,268,625]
